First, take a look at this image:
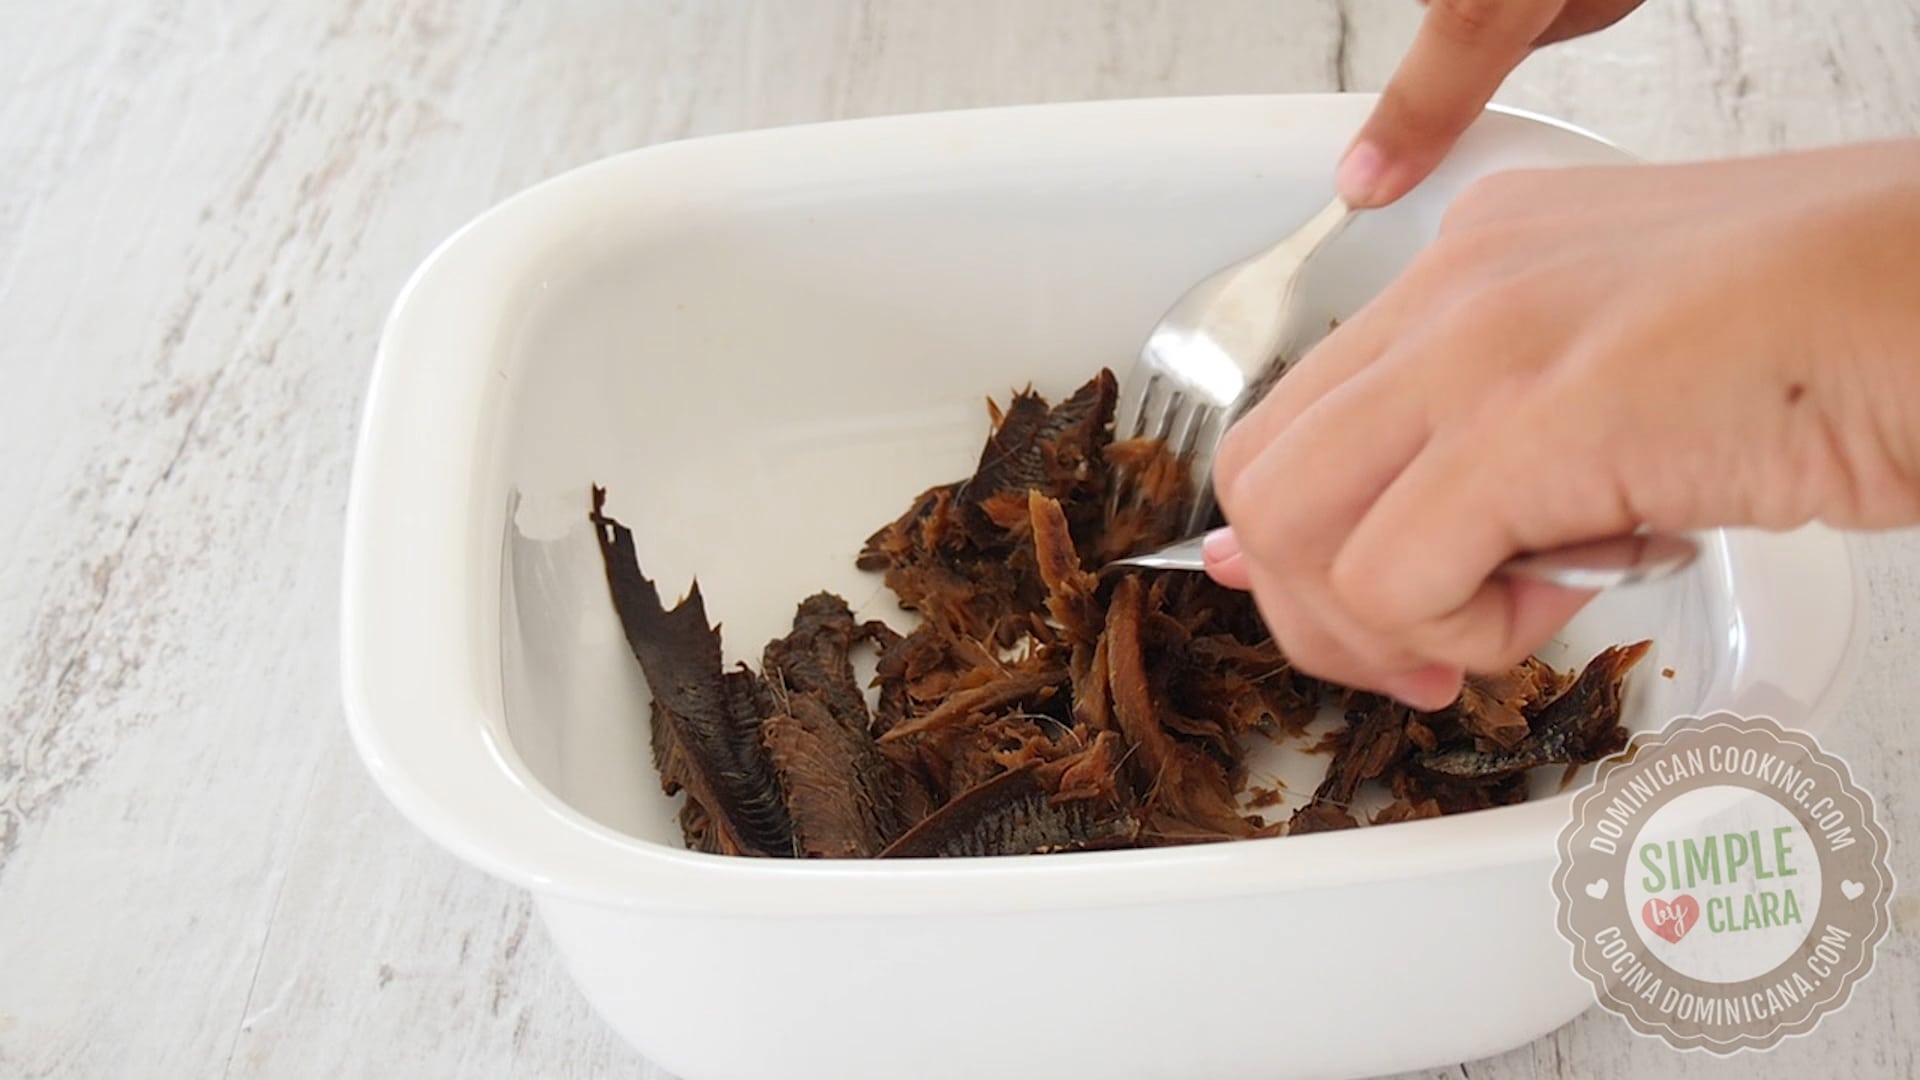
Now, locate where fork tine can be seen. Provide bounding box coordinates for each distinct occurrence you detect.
[1107,196,1356,547]
[1169,402,1214,461]
[1182,421,1228,534]
[1135,374,1163,440]
[1109,368,1149,519]
[1113,370,1139,440]
[1150,389,1185,442]
[1115,368,1159,441]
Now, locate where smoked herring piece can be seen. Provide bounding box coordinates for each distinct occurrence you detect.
[1286,693,1411,835]
[1447,656,1569,750]
[590,488,792,857]
[1028,489,1101,645]
[878,668,1066,742]
[954,371,1117,548]
[593,364,1655,862]
[762,695,892,857]
[1106,574,1258,839]
[878,766,1139,858]
[1418,641,1651,779]
[759,593,928,854]
[762,593,875,735]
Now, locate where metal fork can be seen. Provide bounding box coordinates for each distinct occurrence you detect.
[1107,195,1697,590]
[1110,196,1353,537]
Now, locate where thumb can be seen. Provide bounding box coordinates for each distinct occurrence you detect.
[1338,0,1565,208]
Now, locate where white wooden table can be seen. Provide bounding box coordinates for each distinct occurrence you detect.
[4,3,1917,1077]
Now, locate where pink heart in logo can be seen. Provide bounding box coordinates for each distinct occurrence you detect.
[1641,895,1700,944]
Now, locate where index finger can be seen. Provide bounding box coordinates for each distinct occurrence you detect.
[1338,0,1565,208]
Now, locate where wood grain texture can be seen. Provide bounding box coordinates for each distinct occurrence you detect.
[1,2,1916,1078]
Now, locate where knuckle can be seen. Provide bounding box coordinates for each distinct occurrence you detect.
[1432,221,1531,276]
[1451,273,1528,330]
[1441,171,1534,231]
[1427,0,1511,45]
[1327,550,1401,631]
[1251,518,1317,575]
[1431,265,1555,349]
[1220,478,1301,561]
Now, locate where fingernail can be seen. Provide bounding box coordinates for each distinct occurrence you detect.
[1335,141,1386,207]
[1202,526,1241,562]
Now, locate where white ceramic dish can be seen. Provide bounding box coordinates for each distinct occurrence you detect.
[342,94,1865,1080]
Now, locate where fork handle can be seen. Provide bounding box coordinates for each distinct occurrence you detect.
[1108,529,1699,590]
[1496,531,1698,589]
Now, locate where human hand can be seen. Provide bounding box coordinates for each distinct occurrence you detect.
[1206,140,1920,710]
[1338,0,1649,208]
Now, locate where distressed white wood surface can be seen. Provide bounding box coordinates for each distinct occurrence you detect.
[2,2,1917,1077]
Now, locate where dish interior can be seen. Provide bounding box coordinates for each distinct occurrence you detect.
[491,120,1727,850]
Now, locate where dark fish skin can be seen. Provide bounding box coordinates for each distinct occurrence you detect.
[590,487,795,857]
[1417,641,1652,779]
[878,765,1138,859]
[953,371,1117,547]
